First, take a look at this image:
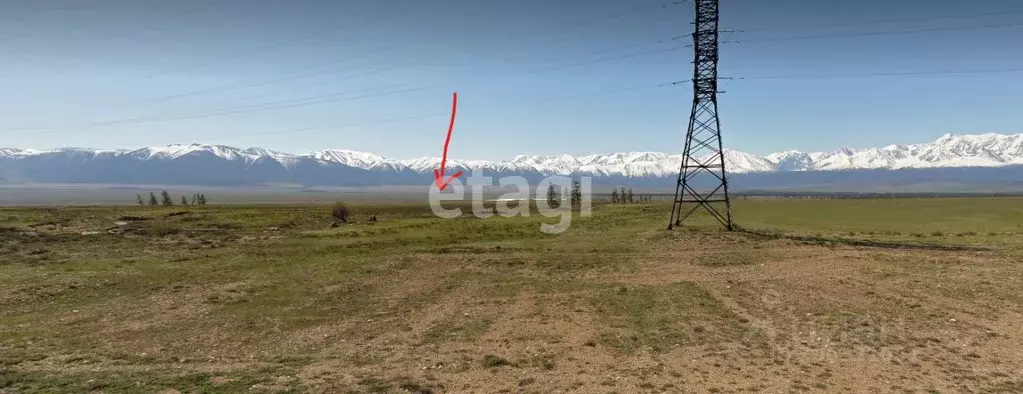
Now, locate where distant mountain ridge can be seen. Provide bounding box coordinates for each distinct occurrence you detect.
[1,133,1021,189]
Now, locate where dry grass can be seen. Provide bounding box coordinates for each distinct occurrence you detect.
[1,199,1022,392]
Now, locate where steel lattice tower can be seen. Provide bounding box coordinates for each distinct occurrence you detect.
[669,0,733,231]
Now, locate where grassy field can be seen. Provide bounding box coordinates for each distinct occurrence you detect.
[1,198,1023,393]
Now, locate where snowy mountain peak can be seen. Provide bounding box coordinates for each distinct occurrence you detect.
[935,133,956,142]
[313,149,383,165]
[721,150,778,173]
[133,144,250,161]
[310,149,408,171]
[2,133,1021,179]
[241,147,292,158]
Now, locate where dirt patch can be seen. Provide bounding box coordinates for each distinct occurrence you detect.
[3,202,1022,392]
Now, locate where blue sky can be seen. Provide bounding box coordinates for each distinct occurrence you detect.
[1,0,1021,160]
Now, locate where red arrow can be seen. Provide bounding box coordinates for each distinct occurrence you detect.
[434,92,463,191]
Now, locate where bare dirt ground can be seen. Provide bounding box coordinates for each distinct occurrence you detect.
[2,200,1022,393]
[287,234,1022,393]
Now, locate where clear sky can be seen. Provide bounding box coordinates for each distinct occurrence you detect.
[1,0,1022,160]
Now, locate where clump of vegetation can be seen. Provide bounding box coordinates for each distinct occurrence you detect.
[398,379,440,393]
[610,186,651,203]
[331,201,351,224]
[546,184,560,209]
[136,191,207,206]
[482,355,510,368]
[160,191,174,206]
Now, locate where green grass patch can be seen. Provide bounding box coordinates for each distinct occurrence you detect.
[592,282,758,354]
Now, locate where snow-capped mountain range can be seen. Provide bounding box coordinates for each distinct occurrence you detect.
[1,133,1021,188]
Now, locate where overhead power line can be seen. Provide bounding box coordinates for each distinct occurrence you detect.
[539,80,689,103]
[176,79,691,144]
[215,80,420,107]
[528,45,683,74]
[544,1,685,37]
[2,86,428,133]
[173,112,452,144]
[729,67,1023,80]
[141,0,431,80]
[42,63,1023,145]
[144,0,683,90]
[95,87,428,127]
[407,1,686,78]
[2,1,686,134]
[19,46,1018,134]
[110,82,426,127]
[2,35,683,133]
[729,21,1023,44]
[146,45,407,103]
[44,81,425,133]
[116,42,678,126]
[736,9,1023,32]
[598,1,686,22]
[157,39,679,124]
[214,0,687,103]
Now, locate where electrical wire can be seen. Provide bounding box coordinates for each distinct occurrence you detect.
[526,45,684,74]
[538,80,689,103]
[1,36,685,133]
[728,67,1023,80]
[174,79,690,144]
[171,112,451,144]
[40,31,1017,134]
[730,21,1023,44]
[123,43,678,125]
[141,0,431,80]
[2,86,428,133]
[1,1,687,134]
[146,44,408,103]
[147,0,686,102]
[735,10,1023,32]
[90,87,429,127]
